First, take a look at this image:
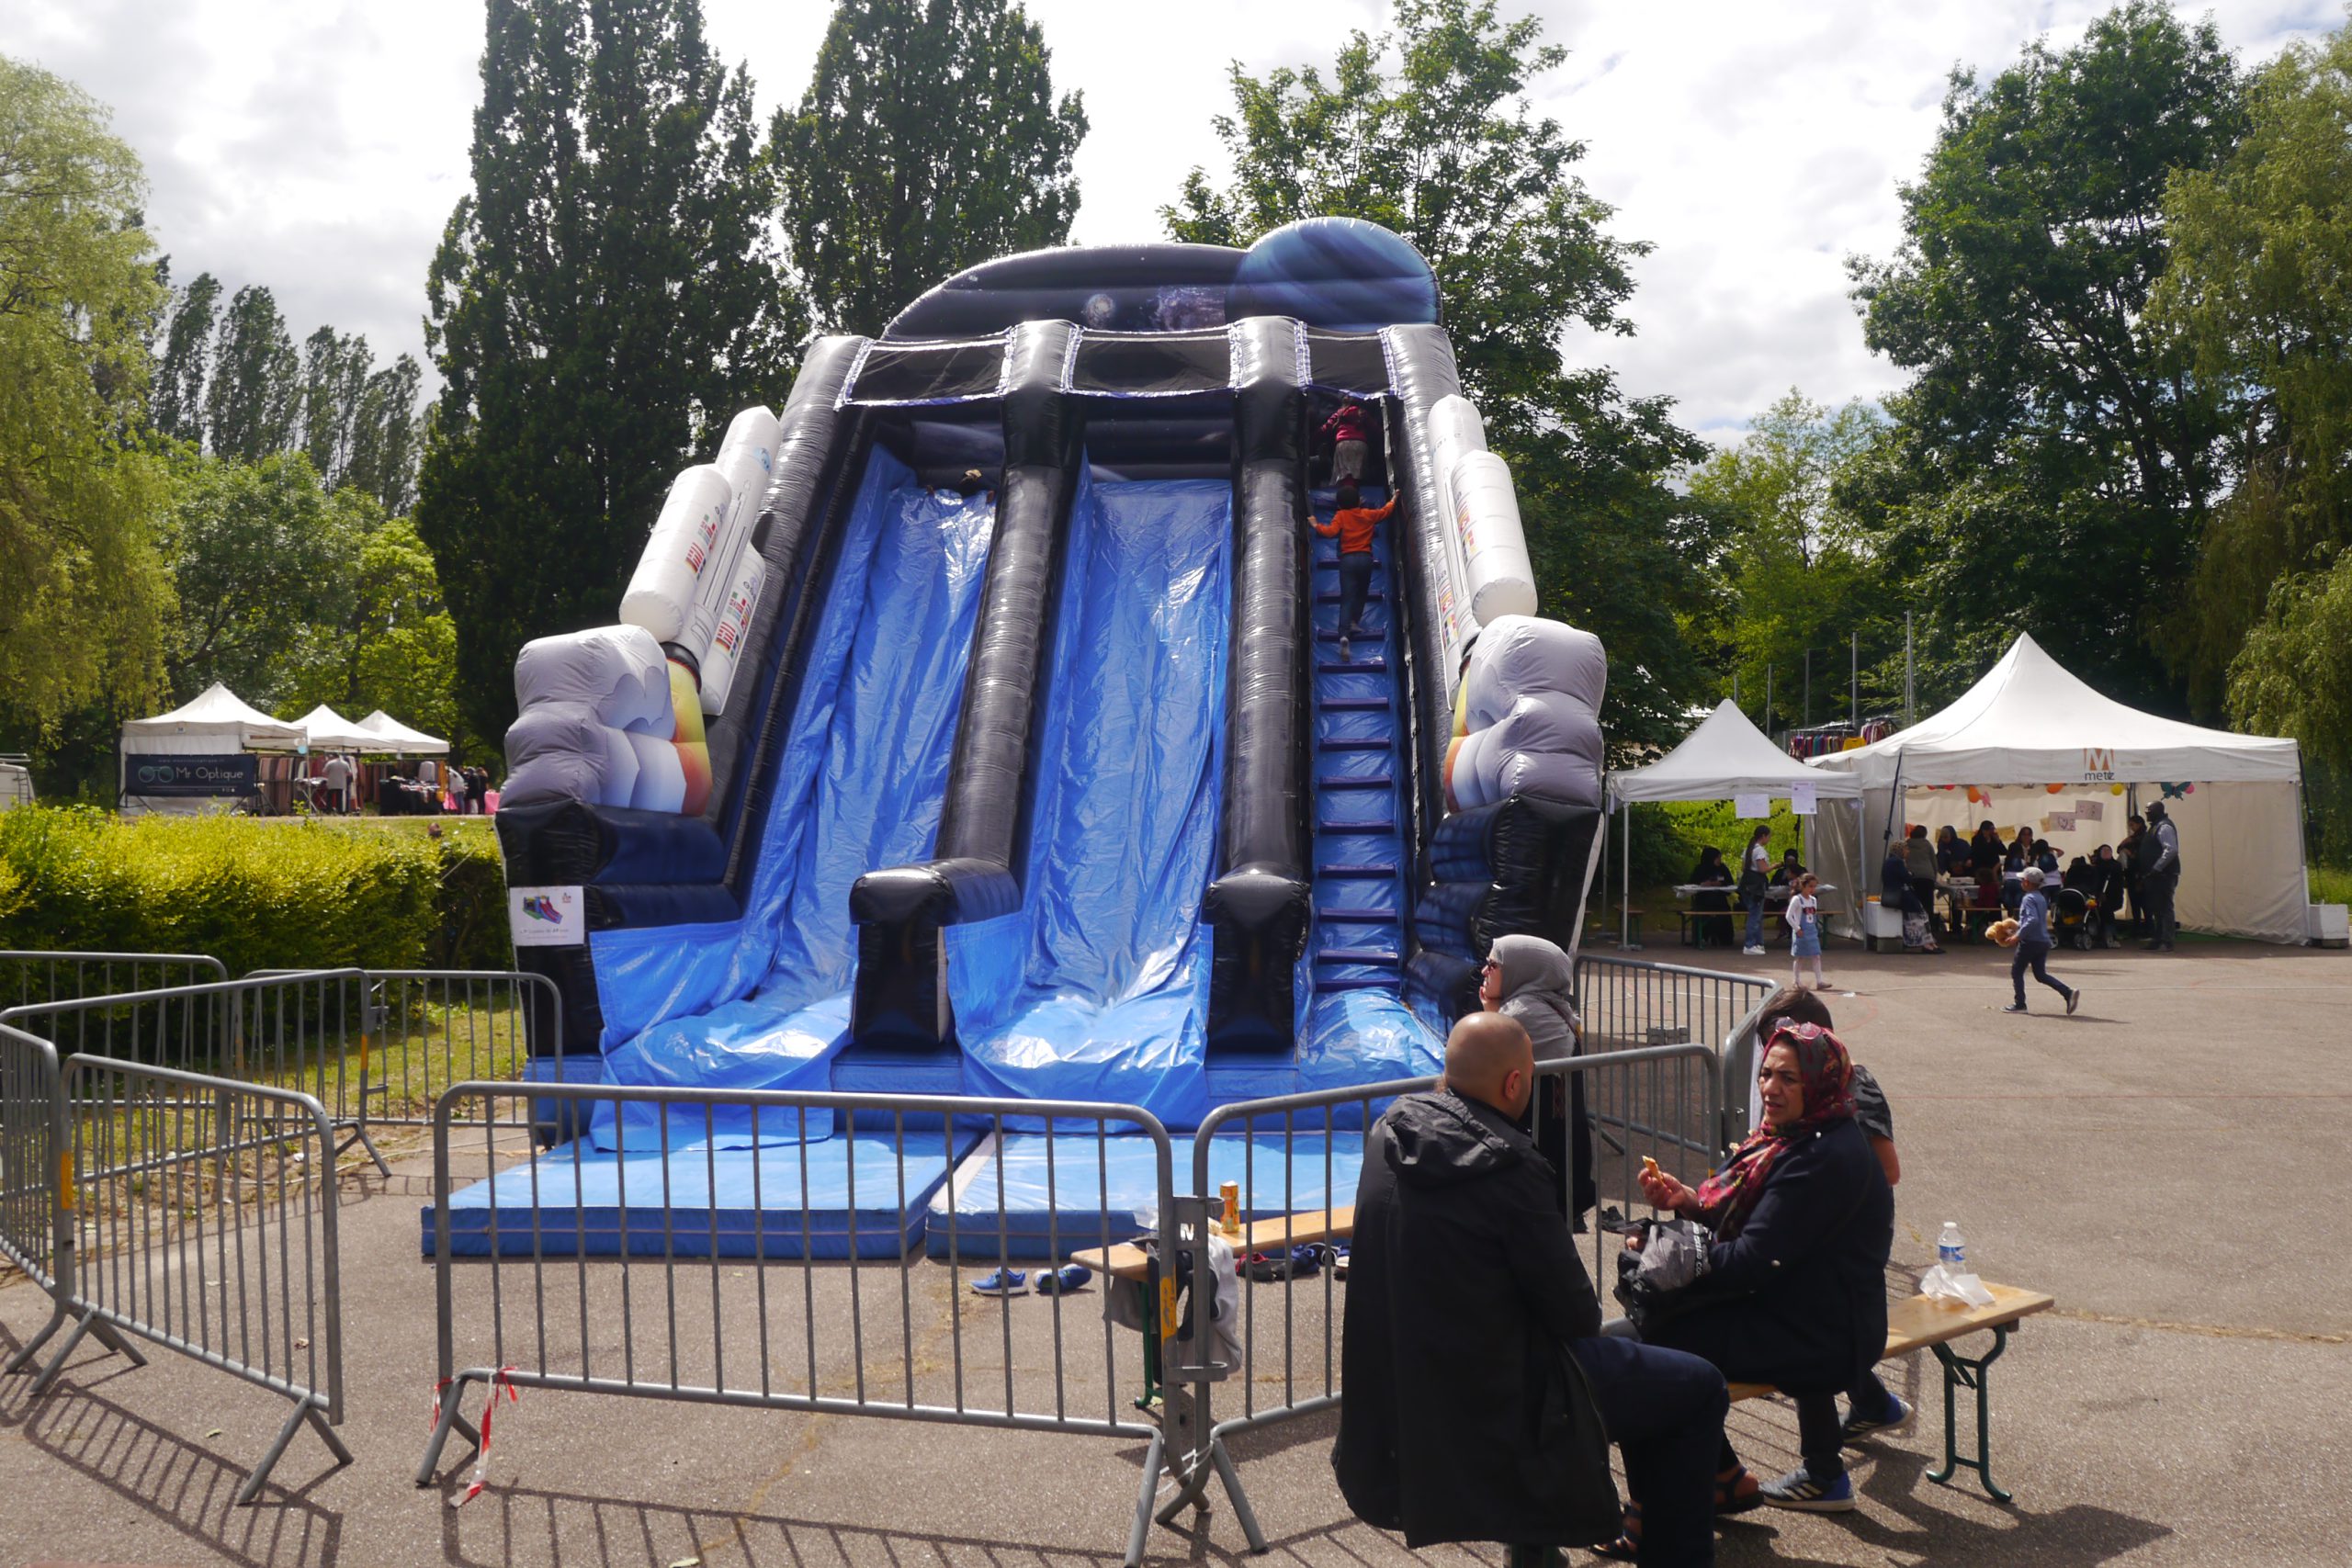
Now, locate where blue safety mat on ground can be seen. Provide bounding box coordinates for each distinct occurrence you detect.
[923,1131,1368,1260]
[430,1127,982,1260]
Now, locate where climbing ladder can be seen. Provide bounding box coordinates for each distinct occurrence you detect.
[1307,489,1409,1002]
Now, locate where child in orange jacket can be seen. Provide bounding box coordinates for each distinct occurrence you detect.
[1314,483,1396,660]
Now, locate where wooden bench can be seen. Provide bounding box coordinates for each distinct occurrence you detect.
[1083,1205,2049,1504]
[1724,1281,2052,1502]
[1673,908,1738,948]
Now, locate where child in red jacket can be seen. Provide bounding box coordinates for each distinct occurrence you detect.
[1322,401,1371,483]
[1315,483,1396,660]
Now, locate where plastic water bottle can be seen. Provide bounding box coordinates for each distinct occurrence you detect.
[1937,1221,1968,1273]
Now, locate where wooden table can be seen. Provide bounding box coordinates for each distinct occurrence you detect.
[1727,1280,2054,1502]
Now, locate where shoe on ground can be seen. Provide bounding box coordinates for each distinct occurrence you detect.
[1759,1466,1856,1512]
[1743,944,1768,956]
[971,1268,1026,1296]
[2066,987,2082,1016]
[2001,1001,2029,1014]
[1840,1392,1909,1445]
[1035,1262,1091,1295]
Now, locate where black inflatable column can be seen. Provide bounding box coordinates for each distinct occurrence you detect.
[1204,316,1314,1054]
[850,319,1082,1051]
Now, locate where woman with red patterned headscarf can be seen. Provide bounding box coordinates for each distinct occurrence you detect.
[1626,1022,1894,1520]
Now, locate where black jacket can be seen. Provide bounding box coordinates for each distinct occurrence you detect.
[1335,1091,1619,1548]
[1646,1117,1894,1395]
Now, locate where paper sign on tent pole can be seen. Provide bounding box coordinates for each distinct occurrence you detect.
[1792,781,1816,816]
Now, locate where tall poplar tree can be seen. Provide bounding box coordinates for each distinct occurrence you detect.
[153,269,220,445]
[777,0,1086,336]
[417,0,803,742]
[204,284,301,459]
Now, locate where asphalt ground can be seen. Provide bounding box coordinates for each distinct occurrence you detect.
[2,937,2345,1568]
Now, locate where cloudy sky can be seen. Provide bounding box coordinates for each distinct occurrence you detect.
[6,0,2340,438]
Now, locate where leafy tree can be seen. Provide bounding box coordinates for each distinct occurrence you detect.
[204,283,301,460]
[776,0,1086,336]
[2154,27,2352,717]
[160,451,364,705]
[419,0,805,742]
[300,325,374,489]
[1842,2,2245,713]
[1163,0,1713,749]
[278,514,460,743]
[345,354,424,515]
[1687,392,1890,729]
[152,268,220,444]
[0,56,175,736]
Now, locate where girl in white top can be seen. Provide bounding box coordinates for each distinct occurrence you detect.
[1788,872,1825,990]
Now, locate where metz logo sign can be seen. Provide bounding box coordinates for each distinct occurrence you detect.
[508,885,585,949]
[2082,748,2116,782]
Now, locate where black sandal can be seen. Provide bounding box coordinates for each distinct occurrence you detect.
[1591,1503,1640,1562]
[1716,1464,1765,1515]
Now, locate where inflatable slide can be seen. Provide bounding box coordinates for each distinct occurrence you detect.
[463,220,1610,1256]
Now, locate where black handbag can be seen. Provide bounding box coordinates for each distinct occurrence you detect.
[1611,1217,1718,1334]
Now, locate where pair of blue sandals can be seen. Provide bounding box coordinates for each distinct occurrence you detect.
[969,1263,1092,1296]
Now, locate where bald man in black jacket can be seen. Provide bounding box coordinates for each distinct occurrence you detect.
[1336,1013,1729,1567]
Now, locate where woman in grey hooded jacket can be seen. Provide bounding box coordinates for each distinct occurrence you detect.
[1483,934,1596,1222]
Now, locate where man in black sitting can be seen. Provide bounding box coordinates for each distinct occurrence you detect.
[1338,1013,1729,1567]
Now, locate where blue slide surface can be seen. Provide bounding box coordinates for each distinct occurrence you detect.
[594,446,996,1148]
[951,477,1230,1128]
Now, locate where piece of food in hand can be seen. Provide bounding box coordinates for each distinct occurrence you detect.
[1640,1156,1662,1180]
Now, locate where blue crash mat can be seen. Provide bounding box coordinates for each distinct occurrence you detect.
[429,1127,982,1260]
[924,1130,1368,1261]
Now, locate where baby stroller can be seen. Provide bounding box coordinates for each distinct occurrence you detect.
[2052,886,2098,951]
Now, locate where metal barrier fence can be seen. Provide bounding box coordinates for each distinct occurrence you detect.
[2,968,564,1177]
[419,1080,1193,1560]
[1576,951,1775,1147]
[1,950,231,1058]
[0,1031,349,1503]
[0,1024,71,1337]
[1164,1043,1725,1549]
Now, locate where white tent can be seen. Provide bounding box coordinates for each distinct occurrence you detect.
[355,710,450,758]
[1605,699,1866,947]
[119,682,306,814]
[293,704,381,753]
[1811,634,2309,943]
[1611,699,1865,806]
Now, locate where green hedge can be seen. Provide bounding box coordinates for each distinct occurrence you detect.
[0,807,508,976]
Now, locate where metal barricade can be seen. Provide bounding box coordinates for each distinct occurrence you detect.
[1575,951,1774,1148]
[419,1080,1187,1563]
[358,969,562,1129]
[1,950,230,1060]
[1170,1043,1724,1551]
[0,1023,72,1359]
[15,1048,349,1504]
[0,970,383,1175]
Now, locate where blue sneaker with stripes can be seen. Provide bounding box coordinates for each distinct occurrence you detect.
[1759,1466,1856,1512]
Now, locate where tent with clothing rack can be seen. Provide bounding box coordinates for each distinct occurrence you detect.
[1809,633,2311,943]
[354,710,449,758]
[1605,699,1865,948]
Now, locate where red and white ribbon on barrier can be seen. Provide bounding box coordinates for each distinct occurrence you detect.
[433,1367,519,1507]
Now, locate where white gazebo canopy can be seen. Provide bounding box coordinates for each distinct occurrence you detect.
[355,710,450,758]
[121,682,305,750]
[1812,634,2309,943]
[1810,633,2301,788]
[1610,699,1862,806]
[293,704,381,753]
[1600,699,1866,951]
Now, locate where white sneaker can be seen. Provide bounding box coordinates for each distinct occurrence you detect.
[1742,944,1767,957]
